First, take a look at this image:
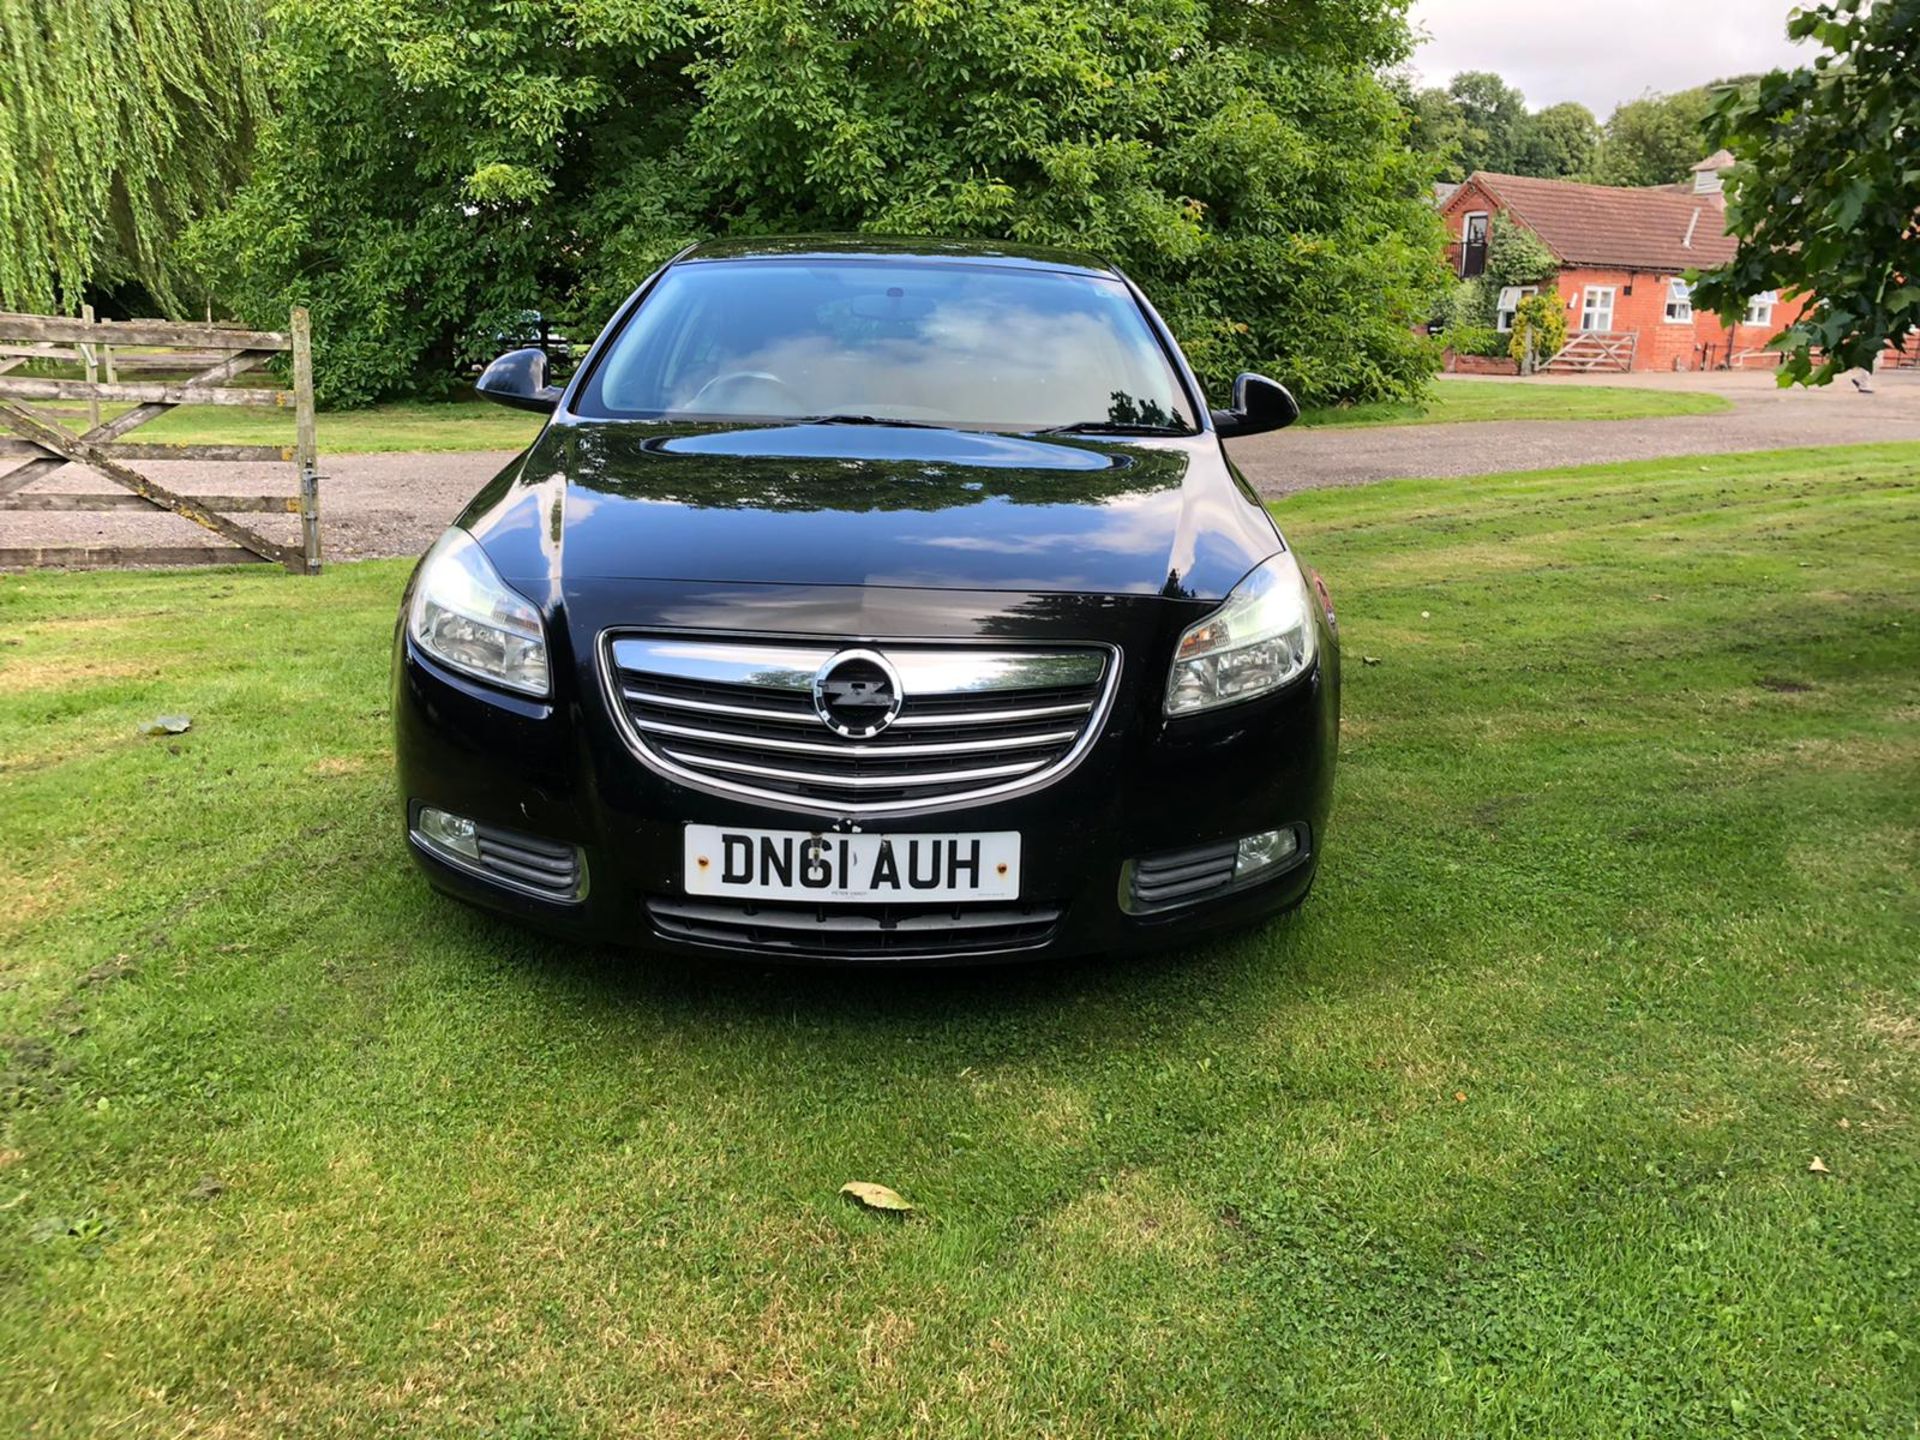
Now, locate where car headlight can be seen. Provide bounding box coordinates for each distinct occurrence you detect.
[407,527,550,697]
[1165,550,1318,715]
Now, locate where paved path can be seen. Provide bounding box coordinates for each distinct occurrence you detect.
[1230,370,1920,495]
[5,373,1917,563]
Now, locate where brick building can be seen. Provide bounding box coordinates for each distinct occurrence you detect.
[1438,154,1806,373]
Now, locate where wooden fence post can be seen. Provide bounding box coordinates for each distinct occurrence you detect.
[81,303,100,429]
[290,306,320,574]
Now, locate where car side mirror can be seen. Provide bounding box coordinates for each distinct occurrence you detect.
[1211,372,1299,439]
[476,347,563,413]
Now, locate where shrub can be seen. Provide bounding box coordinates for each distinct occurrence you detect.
[1440,278,1494,332]
[1443,325,1509,358]
[187,0,1451,409]
[1509,293,1568,370]
[1484,223,1559,287]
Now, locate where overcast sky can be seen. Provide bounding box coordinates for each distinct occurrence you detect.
[1407,0,1811,116]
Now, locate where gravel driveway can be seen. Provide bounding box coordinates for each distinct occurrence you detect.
[5,373,1917,564]
[2,449,521,565]
[1232,370,1920,495]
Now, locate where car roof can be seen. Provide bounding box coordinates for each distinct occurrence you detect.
[676,234,1120,278]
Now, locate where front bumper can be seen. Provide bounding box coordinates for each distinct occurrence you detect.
[392,582,1338,963]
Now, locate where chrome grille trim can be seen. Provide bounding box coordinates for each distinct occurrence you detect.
[656,748,1051,788]
[600,632,1121,817]
[889,701,1092,728]
[618,688,824,724]
[608,639,1105,694]
[633,717,1080,757]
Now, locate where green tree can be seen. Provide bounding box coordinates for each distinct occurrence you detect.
[1446,70,1532,175]
[1518,102,1600,179]
[1591,88,1714,187]
[1692,0,1920,383]
[192,0,1448,408]
[1406,79,1596,183]
[1405,83,1471,178]
[0,0,264,313]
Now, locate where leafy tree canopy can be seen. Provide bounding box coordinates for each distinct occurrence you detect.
[1519,103,1600,180]
[191,0,1448,409]
[0,0,264,313]
[1693,0,1920,383]
[1405,73,1598,181]
[1589,87,1716,187]
[1444,70,1533,174]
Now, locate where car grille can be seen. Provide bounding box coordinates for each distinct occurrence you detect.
[1124,839,1241,914]
[604,637,1118,814]
[646,897,1064,958]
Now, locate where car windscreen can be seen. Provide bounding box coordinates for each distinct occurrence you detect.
[572,258,1197,432]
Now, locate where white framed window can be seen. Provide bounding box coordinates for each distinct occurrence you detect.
[1744,291,1778,327]
[1664,278,1693,323]
[1495,286,1538,332]
[1581,286,1616,332]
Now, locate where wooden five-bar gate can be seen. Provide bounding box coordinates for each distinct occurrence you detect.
[0,308,320,573]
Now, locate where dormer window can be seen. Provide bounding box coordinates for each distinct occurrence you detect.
[1664,278,1693,323]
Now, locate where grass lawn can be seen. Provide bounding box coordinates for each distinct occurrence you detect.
[27,399,544,455]
[15,377,1729,457]
[1299,377,1733,428]
[2,444,1917,1437]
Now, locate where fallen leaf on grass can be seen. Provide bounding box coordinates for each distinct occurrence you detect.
[840,1181,914,1214]
[138,715,191,736]
[1808,1156,1830,1174]
[1362,655,1381,667]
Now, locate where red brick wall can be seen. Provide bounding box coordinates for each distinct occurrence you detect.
[1443,352,1520,375]
[1437,179,1811,371]
[1440,178,1505,278]
[1539,268,1809,371]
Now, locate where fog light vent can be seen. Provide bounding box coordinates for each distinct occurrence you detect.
[1124,825,1308,916]
[410,803,584,902]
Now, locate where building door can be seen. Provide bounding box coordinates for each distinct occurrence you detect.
[1581,286,1616,332]
[1461,213,1489,277]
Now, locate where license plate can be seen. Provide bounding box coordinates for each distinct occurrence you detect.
[683,825,1020,902]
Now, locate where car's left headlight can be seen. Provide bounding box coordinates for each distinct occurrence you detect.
[1165,550,1318,715]
[407,527,550,697]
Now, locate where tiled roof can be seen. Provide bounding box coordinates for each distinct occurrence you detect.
[1468,171,1737,273]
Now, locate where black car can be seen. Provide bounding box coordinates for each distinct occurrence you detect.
[394,237,1339,962]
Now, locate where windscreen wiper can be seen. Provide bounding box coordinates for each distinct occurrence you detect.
[1038,420,1195,436]
[800,413,946,429]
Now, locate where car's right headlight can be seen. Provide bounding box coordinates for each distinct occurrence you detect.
[407,527,550,697]
[1165,550,1318,715]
